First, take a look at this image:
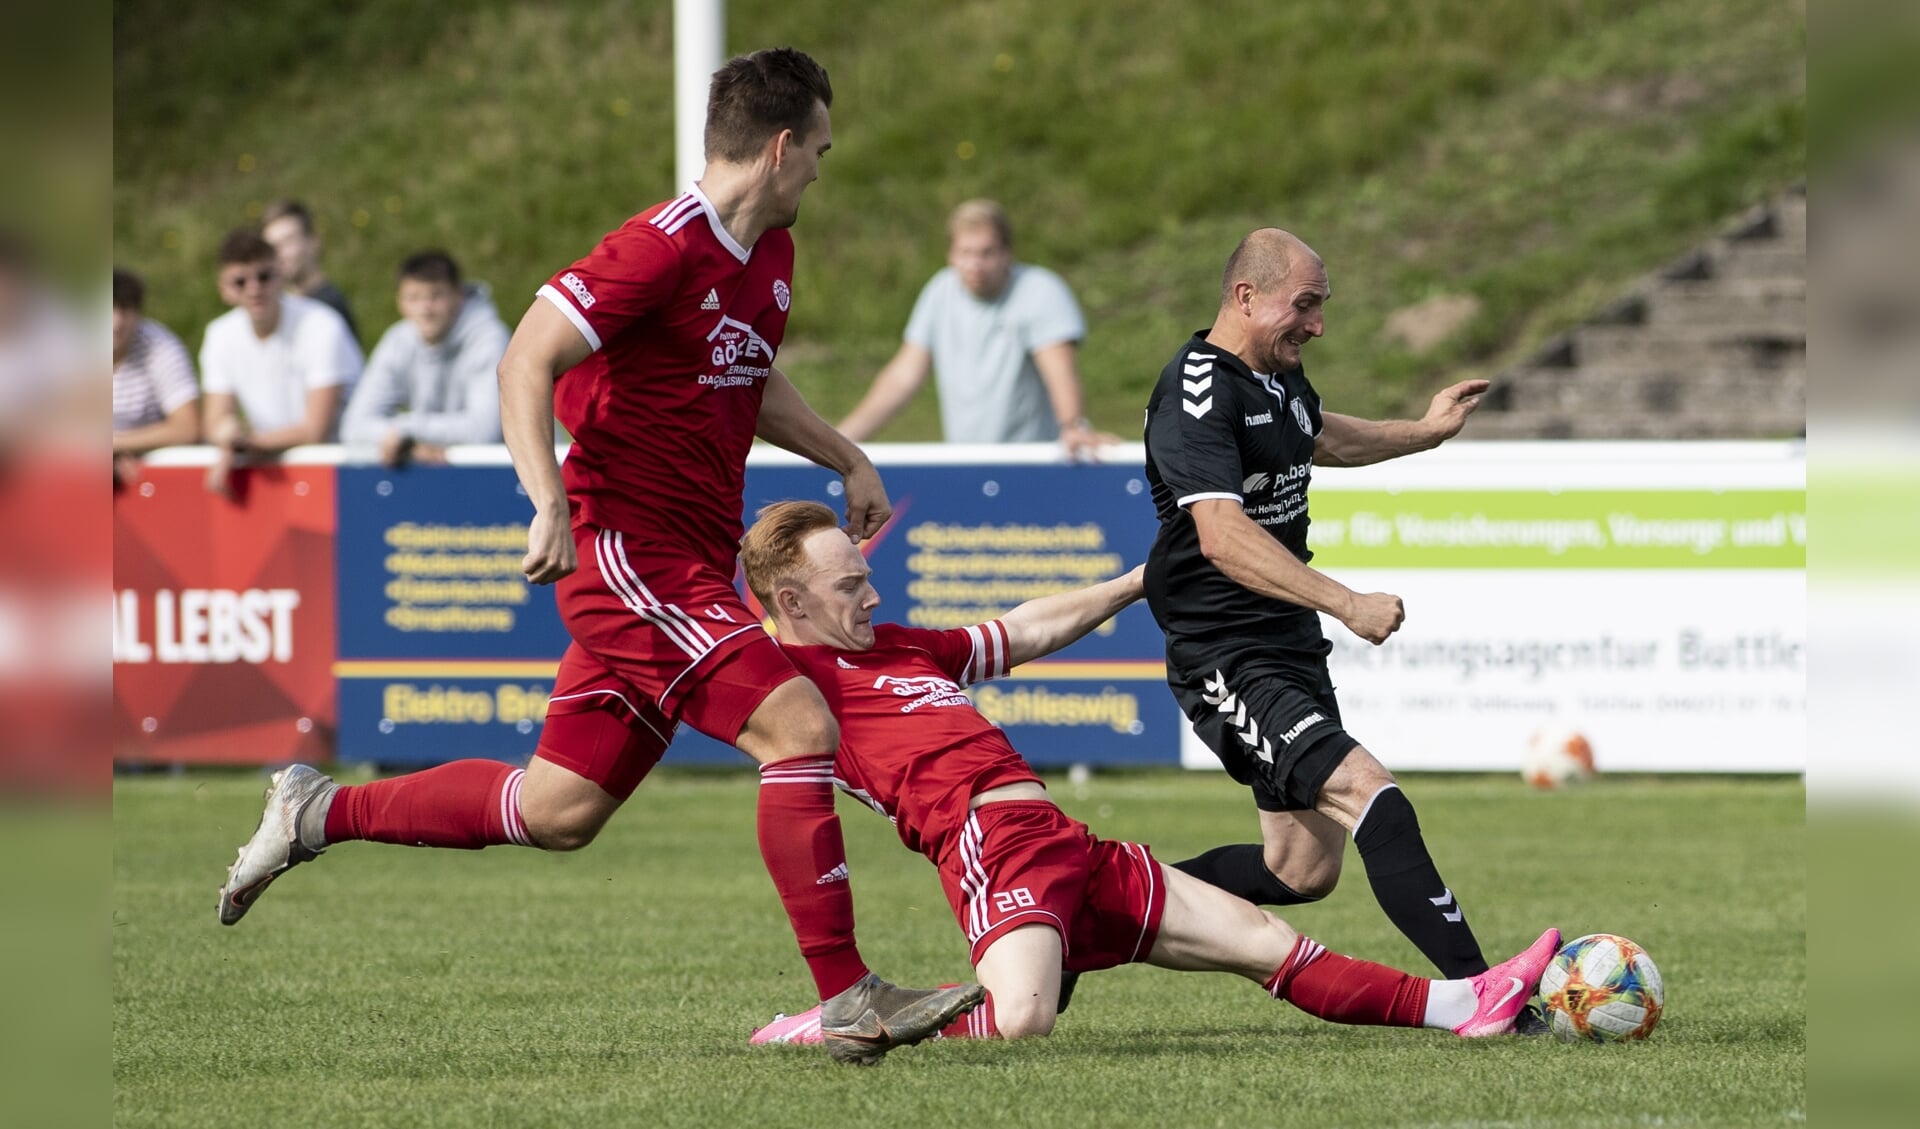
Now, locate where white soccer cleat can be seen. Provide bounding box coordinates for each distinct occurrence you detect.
[1454,928,1561,1037]
[217,764,334,926]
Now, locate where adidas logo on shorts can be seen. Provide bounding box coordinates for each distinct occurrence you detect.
[816,862,849,885]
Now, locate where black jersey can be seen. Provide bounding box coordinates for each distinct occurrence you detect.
[1143,331,1331,656]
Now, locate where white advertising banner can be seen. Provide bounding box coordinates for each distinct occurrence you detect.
[1177,442,1806,774]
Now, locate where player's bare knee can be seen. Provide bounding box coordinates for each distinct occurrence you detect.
[1264,845,1341,900]
[757,707,839,762]
[525,808,601,852]
[992,995,1058,1039]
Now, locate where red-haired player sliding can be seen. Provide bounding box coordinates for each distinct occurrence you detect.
[738,500,1558,1045]
[214,49,978,1066]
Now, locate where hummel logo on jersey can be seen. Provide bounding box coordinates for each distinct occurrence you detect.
[1277,711,1326,747]
[700,288,720,310]
[1245,410,1273,426]
[560,272,595,309]
[816,862,849,885]
[1182,358,1214,419]
[836,656,858,669]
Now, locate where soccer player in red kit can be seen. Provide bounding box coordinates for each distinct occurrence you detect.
[736,501,1559,1044]
[215,48,980,1066]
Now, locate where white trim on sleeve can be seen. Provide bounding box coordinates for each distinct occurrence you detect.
[537,284,603,352]
[1177,491,1243,508]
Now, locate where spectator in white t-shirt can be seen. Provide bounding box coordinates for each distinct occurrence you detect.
[838,199,1120,461]
[199,229,361,486]
[112,268,200,452]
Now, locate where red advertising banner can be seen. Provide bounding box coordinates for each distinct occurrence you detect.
[113,466,337,764]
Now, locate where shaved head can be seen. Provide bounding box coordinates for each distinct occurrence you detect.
[1219,228,1322,307]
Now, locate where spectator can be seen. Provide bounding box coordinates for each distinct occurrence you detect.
[112,268,200,482]
[839,199,1119,460]
[342,250,507,466]
[200,229,361,493]
[261,199,358,339]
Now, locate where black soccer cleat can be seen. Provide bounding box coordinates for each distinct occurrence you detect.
[1513,1001,1551,1037]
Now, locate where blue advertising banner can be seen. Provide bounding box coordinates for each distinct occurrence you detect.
[334,461,1178,768]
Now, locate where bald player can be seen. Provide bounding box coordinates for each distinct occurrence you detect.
[1128,228,1541,1027]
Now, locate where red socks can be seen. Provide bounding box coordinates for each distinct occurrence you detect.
[1264,935,1429,1028]
[938,992,998,1039]
[323,760,530,849]
[757,756,870,1000]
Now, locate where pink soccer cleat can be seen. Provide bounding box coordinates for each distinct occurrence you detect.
[1454,928,1561,1038]
[750,1005,824,1046]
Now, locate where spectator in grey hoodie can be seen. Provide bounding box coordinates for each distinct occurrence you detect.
[343,250,508,466]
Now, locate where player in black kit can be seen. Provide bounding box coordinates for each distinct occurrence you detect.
[1119,228,1548,1030]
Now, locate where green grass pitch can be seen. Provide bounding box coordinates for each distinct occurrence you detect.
[114,770,1803,1128]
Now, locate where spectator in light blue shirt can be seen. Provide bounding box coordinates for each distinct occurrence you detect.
[839,199,1119,460]
[342,250,507,467]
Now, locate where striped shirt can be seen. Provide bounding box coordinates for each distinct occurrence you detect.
[113,319,199,432]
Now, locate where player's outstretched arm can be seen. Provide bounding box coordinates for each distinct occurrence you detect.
[837,342,932,441]
[758,367,893,542]
[998,565,1145,668]
[1314,379,1490,467]
[499,299,591,584]
[1191,500,1404,645]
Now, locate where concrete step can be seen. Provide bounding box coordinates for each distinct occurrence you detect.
[1497,365,1805,417]
[1711,241,1805,281]
[1468,407,1805,440]
[1572,324,1804,368]
[1644,278,1804,328]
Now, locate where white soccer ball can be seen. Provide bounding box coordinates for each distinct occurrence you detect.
[1521,726,1595,790]
[1537,933,1665,1042]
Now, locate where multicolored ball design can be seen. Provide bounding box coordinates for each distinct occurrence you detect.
[1537,933,1664,1042]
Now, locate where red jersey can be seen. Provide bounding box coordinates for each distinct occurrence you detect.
[781,621,1042,861]
[537,186,796,573]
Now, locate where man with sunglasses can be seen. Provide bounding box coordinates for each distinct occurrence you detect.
[199,228,362,486]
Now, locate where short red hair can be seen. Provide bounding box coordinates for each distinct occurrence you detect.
[739,500,841,607]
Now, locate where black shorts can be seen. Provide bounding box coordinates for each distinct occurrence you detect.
[1165,635,1358,812]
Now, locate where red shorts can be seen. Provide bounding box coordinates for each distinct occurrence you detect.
[533,524,801,799]
[937,801,1166,973]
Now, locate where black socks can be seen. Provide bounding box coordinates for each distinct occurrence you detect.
[1170,843,1324,906]
[1351,786,1488,978]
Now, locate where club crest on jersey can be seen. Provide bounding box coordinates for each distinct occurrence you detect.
[1290,397,1315,435]
[773,279,791,312]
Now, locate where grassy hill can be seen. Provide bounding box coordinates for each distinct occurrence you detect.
[113,0,1804,432]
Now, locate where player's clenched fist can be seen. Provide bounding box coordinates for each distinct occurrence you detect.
[1342,591,1405,645]
[522,509,577,585]
[841,461,893,544]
